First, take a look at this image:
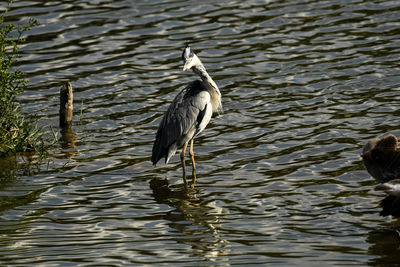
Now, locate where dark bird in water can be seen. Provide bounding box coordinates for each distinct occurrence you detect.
[360,134,400,183]
[361,134,400,217]
[151,44,222,189]
[375,179,400,217]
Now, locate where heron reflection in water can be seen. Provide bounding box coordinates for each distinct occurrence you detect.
[152,45,222,189]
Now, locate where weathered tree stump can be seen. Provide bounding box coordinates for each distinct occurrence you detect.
[59,81,76,151]
[59,81,73,129]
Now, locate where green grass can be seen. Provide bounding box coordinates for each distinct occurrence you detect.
[0,0,49,157]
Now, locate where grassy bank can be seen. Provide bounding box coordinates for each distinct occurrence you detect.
[0,1,46,157]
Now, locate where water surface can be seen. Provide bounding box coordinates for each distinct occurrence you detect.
[1,0,400,266]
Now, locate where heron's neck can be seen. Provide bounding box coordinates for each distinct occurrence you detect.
[192,63,222,113]
[193,64,218,90]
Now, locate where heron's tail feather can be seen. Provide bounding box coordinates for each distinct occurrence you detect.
[152,132,177,166]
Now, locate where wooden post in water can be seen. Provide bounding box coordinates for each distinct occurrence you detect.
[59,81,73,129]
[59,81,76,150]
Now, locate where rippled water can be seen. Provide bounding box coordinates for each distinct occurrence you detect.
[2,0,400,265]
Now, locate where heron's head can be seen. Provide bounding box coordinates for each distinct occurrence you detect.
[182,44,200,71]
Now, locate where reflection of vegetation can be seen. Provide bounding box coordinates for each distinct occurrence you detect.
[0,153,42,183]
[0,1,48,157]
[367,228,400,265]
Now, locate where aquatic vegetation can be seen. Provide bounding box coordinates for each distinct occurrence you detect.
[0,0,44,156]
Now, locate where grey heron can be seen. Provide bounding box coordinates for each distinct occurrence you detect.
[151,44,222,188]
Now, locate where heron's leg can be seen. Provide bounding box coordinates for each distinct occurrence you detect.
[181,141,189,190]
[189,139,197,187]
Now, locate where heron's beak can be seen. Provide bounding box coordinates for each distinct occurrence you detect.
[183,59,193,71]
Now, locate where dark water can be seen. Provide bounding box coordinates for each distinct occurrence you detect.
[1,0,400,265]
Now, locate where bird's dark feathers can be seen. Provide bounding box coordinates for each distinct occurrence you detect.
[376,134,398,149]
[151,80,208,165]
[362,134,400,183]
[379,195,400,217]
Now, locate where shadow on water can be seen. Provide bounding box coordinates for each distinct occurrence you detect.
[0,157,42,212]
[0,156,47,249]
[367,225,400,266]
[149,177,230,262]
[0,127,79,241]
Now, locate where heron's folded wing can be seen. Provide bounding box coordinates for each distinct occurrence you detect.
[152,81,209,164]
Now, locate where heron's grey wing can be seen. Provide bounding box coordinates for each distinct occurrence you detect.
[179,90,211,139]
[152,81,210,165]
[151,90,186,165]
